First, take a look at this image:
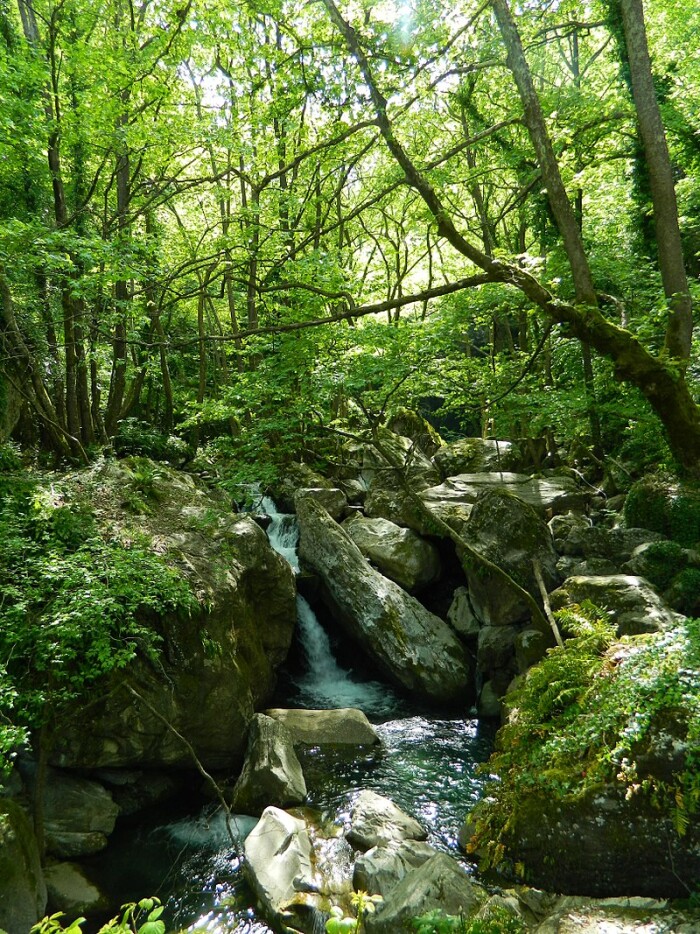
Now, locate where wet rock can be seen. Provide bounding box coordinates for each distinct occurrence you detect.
[50,460,296,770]
[342,515,441,592]
[515,628,552,673]
[264,708,380,746]
[353,839,436,896]
[422,472,587,517]
[20,768,119,858]
[244,807,319,933]
[0,798,47,934]
[230,715,307,816]
[346,790,427,851]
[44,861,108,915]
[462,491,559,626]
[365,852,488,933]
[297,496,474,705]
[550,575,681,636]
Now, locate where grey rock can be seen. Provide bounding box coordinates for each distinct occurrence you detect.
[44,862,108,915]
[422,472,587,517]
[230,715,307,816]
[347,790,427,851]
[0,798,47,934]
[264,708,380,746]
[477,680,503,719]
[559,525,664,562]
[353,840,436,896]
[342,515,441,592]
[460,491,559,627]
[550,575,682,636]
[362,428,441,492]
[447,587,481,639]
[243,807,319,933]
[477,626,519,674]
[433,438,517,477]
[515,628,553,673]
[386,409,443,458]
[296,496,474,705]
[365,853,488,933]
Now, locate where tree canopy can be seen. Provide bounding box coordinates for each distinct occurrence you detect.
[0,0,698,474]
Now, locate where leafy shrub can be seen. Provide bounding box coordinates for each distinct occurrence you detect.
[665,568,700,617]
[32,897,165,934]
[624,477,700,547]
[0,441,22,472]
[0,479,195,771]
[412,907,525,934]
[468,604,700,868]
[114,419,191,464]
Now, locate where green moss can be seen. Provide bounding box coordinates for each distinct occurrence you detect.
[634,540,688,590]
[665,569,700,616]
[624,477,700,547]
[468,605,700,870]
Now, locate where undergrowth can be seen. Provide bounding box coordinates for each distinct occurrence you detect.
[0,472,195,774]
[468,603,700,869]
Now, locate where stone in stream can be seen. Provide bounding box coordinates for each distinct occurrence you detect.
[230,714,307,816]
[364,852,488,932]
[296,496,474,706]
[346,790,427,851]
[353,839,436,896]
[244,806,353,934]
[263,708,380,746]
[43,861,109,916]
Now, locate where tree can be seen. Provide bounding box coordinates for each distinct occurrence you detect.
[320,0,700,472]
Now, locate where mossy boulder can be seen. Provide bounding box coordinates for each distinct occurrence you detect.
[623,476,700,547]
[433,438,517,478]
[0,798,47,934]
[386,408,443,458]
[461,490,559,627]
[50,460,296,770]
[342,515,441,592]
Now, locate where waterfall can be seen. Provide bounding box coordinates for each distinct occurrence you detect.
[260,495,403,718]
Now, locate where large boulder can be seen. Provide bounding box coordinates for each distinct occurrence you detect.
[244,807,353,933]
[433,438,517,477]
[422,472,587,517]
[50,460,296,770]
[346,790,427,851]
[0,798,47,934]
[623,476,700,547]
[296,497,474,706]
[493,785,700,898]
[353,839,436,896]
[365,853,488,933]
[362,429,441,492]
[19,767,119,858]
[556,524,664,564]
[277,463,347,520]
[385,408,443,458]
[549,575,681,636]
[461,491,559,627]
[264,708,380,746]
[342,515,441,592]
[230,715,307,816]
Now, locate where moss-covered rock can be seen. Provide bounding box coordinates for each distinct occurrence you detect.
[386,408,443,458]
[0,798,47,934]
[50,460,296,770]
[623,476,700,547]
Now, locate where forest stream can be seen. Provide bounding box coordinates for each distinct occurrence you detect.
[81,499,495,933]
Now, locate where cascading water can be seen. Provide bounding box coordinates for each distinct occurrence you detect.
[84,493,494,933]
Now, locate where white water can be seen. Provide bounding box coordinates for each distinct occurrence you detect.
[260,496,404,718]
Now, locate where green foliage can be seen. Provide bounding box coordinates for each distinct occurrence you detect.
[469,605,700,870]
[325,892,383,933]
[114,420,191,465]
[0,476,195,770]
[32,897,165,934]
[0,442,22,472]
[624,477,700,546]
[411,908,525,934]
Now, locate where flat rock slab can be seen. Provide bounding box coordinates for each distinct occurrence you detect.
[264,708,380,746]
[421,472,586,515]
[43,862,108,915]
